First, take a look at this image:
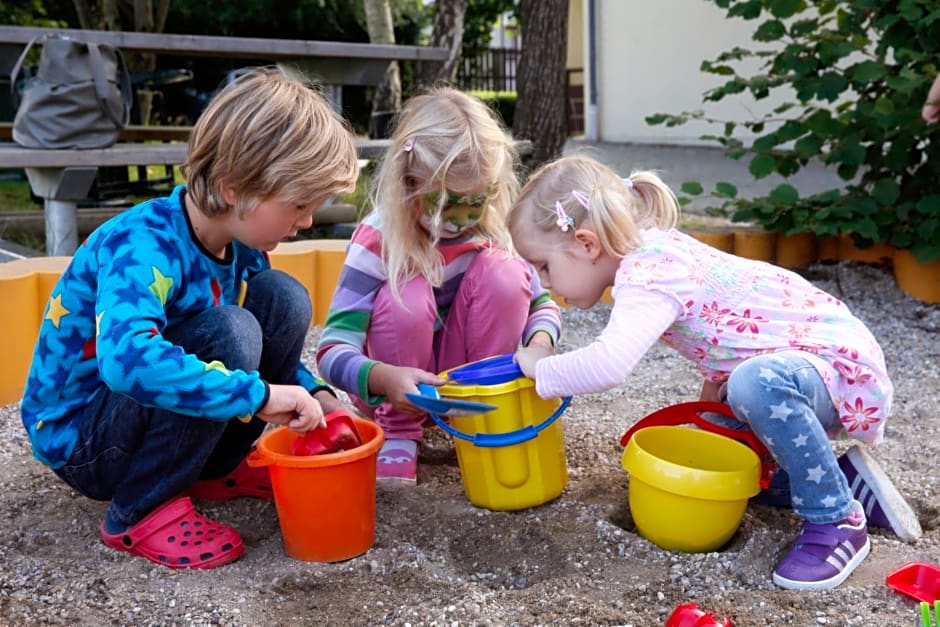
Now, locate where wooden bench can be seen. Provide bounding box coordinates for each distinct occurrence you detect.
[0,25,448,87]
[0,122,192,143]
[0,26,448,255]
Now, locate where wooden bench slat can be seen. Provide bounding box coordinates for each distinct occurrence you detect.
[0,122,191,143]
[0,25,449,62]
[0,138,530,169]
[0,138,393,168]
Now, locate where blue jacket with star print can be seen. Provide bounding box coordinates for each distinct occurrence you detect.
[20,185,327,468]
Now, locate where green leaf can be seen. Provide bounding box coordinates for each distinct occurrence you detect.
[805,110,842,138]
[789,17,819,37]
[769,0,805,19]
[728,1,762,20]
[777,158,801,177]
[871,179,901,206]
[853,218,880,240]
[916,194,940,213]
[680,181,704,195]
[873,97,895,115]
[769,184,800,203]
[754,19,787,42]
[749,154,777,179]
[777,120,807,142]
[715,182,739,198]
[885,69,922,94]
[837,163,859,180]
[850,60,886,83]
[817,73,848,101]
[753,133,781,151]
[794,135,822,158]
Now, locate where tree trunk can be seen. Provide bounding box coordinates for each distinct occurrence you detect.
[363,0,402,118]
[513,0,569,172]
[417,0,468,88]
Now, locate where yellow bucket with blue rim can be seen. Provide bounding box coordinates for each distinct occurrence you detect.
[426,354,571,511]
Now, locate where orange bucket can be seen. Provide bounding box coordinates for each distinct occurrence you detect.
[247,418,384,562]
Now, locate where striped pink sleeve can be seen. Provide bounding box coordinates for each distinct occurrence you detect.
[534,283,683,399]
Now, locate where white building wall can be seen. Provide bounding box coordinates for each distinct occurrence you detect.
[591,0,790,145]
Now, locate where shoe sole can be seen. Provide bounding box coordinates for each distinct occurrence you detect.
[845,445,922,542]
[376,476,417,487]
[773,536,870,590]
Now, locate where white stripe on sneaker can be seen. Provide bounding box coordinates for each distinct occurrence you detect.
[826,541,858,571]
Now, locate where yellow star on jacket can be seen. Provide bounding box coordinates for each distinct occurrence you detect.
[45,294,71,328]
[149,267,173,304]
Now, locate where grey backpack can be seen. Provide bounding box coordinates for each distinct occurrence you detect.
[10,34,132,149]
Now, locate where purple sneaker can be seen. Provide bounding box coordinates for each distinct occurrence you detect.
[773,508,870,590]
[838,445,922,542]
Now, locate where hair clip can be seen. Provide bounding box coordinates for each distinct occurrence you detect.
[622,176,634,190]
[554,201,574,232]
[402,137,415,153]
[571,189,590,209]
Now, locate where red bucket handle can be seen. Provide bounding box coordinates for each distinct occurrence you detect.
[619,401,777,489]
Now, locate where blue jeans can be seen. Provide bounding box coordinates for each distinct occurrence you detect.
[720,352,854,524]
[53,270,311,529]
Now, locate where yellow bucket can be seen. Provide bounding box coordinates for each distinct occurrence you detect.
[621,425,761,553]
[431,356,570,511]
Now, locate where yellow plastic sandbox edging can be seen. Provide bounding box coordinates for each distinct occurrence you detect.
[0,240,349,406]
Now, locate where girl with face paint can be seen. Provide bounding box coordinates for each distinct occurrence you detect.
[316,87,562,485]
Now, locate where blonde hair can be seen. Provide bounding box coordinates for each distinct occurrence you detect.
[507,154,679,257]
[371,86,520,298]
[183,66,358,218]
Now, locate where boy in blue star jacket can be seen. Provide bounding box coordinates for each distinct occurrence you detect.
[20,67,359,569]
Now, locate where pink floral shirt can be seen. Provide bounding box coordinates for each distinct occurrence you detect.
[535,228,892,444]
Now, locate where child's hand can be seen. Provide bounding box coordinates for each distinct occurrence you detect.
[258,384,327,434]
[369,364,446,414]
[515,343,554,380]
[924,100,940,124]
[923,73,940,123]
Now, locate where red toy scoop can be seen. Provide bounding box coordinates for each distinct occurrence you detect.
[292,410,363,456]
[886,561,940,603]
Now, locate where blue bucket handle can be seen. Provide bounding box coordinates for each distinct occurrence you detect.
[428,395,572,448]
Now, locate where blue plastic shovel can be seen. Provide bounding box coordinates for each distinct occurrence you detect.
[405,383,497,417]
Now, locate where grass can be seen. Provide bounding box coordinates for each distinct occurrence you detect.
[0,175,36,213]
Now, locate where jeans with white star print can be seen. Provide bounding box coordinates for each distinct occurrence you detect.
[714,351,854,525]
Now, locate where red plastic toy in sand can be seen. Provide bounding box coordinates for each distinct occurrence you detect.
[291,410,363,456]
[886,562,940,603]
[665,602,733,627]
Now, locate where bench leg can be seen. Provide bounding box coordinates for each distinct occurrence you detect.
[25,167,98,256]
[44,200,79,256]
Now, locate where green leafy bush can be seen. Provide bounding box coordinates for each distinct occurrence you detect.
[647,0,940,262]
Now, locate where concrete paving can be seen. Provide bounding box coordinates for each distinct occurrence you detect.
[563,138,850,215]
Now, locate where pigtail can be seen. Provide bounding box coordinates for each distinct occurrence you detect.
[628,171,679,231]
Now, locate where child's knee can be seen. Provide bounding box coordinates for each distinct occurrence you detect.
[726,356,774,414]
[210,307,264,370]
[373,277,436,326]
[466,251,532,305]
[250,270,312,325]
